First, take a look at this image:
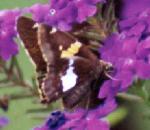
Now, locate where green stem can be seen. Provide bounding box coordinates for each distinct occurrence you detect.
[117,93,144,102]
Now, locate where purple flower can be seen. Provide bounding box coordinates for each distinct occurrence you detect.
[34,111,67,130]
[46,111,67,130]
[99,9,150,99]
[34,99,116,130]
[29,4,50,23]
[60,99,116,130]
[0,116,9,128]
[0,9,21,60]
[30,0,105,31]
[74,0,98,23]
[61,118,109,130]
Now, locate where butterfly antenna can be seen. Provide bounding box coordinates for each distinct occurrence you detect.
[104,71,118,81]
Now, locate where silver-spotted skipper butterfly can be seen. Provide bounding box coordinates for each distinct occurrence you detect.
[17,17,110,109]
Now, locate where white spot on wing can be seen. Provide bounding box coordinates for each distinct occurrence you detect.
[61,59,77,92]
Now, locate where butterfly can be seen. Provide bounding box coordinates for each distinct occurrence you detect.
[17,16,110,109]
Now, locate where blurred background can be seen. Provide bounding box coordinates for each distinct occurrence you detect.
[0,0,150,130]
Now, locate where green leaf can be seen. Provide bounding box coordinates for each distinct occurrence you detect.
[125,80,150,106]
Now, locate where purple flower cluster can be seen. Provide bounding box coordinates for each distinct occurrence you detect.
[1,0,150,130]
[34,99,116,130]
[119,0,150,19]
[0,9,20,60]
[0,116,9,128]
[30,0,105,31]
[99,8,150,100]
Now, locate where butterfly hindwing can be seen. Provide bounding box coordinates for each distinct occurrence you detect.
[62,57,99,108]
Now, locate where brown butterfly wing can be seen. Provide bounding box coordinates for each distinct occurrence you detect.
[17,17,47,101]
[17,17,46,72]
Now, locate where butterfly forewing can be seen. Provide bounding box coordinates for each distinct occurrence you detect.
[17,17,46,72]
[17,17,48,101]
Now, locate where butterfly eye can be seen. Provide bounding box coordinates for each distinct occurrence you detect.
[105,63,113,72]
[99,60,113,72]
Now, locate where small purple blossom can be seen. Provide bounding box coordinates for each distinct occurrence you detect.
[0,116,9,128]
[59,99,116,130]
[46,111,67,130]
[30,0,105,31]
[33,111,67,130]
[0,9,21,60]
[29,4,49,23]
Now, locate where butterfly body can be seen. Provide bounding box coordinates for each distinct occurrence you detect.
[17,17,109,109]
